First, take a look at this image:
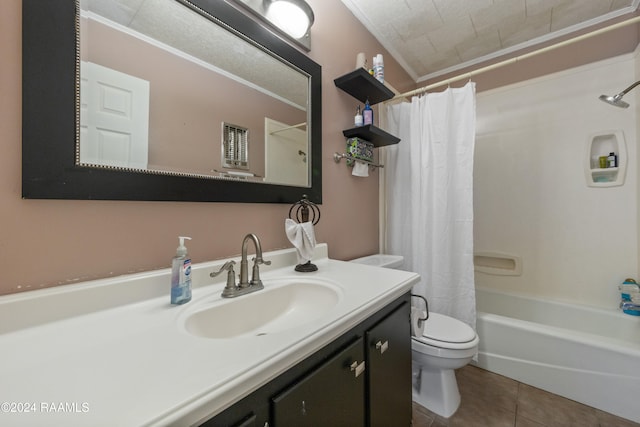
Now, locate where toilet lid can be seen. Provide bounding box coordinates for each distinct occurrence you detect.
[419,312,476,344]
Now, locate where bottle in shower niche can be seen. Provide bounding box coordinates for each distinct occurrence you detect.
[363,99,373,125]
[171,236,192,305]
[607,152,618,168]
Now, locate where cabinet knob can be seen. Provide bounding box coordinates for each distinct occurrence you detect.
[350,360,365,378]
[375,340,389,354]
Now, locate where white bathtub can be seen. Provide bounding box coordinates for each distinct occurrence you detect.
[474,287,640,423]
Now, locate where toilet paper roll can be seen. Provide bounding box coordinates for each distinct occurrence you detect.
[352,161,369,177]
[411,307,427,337]
[355,52,366,69]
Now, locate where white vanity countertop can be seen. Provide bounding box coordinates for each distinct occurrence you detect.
[0,244,419,427]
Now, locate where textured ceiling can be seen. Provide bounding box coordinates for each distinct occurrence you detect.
[341,0,640,82]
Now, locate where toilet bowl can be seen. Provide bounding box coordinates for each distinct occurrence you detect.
[349,254,478,418]
[412,312,478,418]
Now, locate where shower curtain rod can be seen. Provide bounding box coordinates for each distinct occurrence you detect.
[392,15,640,100]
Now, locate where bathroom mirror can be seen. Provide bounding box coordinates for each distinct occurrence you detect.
[22,0,322,203]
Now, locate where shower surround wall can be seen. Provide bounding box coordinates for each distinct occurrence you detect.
[474,51,639,310]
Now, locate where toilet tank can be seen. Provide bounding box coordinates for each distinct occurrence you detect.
[350,254,404,269]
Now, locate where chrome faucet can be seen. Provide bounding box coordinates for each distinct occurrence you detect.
[210,233,271,298]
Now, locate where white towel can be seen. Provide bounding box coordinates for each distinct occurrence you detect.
[352,161,369,177]
[285,219,317,264]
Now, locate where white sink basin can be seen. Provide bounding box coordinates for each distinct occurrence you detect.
[183,278,342,339]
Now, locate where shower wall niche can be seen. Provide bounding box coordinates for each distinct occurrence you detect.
[585,130,627,187]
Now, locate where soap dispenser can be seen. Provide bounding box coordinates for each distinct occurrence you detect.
[171,236,192,305]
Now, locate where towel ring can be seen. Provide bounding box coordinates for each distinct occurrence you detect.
[288,195,320,272]
[288,194,320,225]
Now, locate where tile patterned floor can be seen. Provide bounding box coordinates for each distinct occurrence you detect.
[412,365,640,427]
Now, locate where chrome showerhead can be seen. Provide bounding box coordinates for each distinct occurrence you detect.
[599,80,640,108]
[599,93,629,108]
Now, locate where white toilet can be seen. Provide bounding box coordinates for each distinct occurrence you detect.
[411,311,478,417]
[350,254,479,418]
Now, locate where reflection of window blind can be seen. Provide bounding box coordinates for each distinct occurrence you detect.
[222,123,249,169]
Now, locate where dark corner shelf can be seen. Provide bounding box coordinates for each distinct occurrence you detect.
[343,125,400,147]
[334,68,395,105]
[335,68,400,148]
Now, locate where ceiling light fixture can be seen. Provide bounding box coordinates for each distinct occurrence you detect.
[263,0,314,40]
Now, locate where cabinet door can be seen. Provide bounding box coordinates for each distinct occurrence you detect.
[272,338,366,427]
[366,303,411,427]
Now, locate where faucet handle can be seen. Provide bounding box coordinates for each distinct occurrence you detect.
[250,257,270,288]
[253,256,271,266]
[211,260,236,277]
[211,261,237,296]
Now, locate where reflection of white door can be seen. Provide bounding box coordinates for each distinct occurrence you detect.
[80,61,150,169]
[265,118,308,186]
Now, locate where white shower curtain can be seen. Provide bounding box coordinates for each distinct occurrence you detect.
[383,82,476,328]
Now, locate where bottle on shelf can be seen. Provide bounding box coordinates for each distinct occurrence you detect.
[363,99,373,126]
[607,152,618,168]
[355,52,366,69]
[373,54,384,84]
[355,105,363,127]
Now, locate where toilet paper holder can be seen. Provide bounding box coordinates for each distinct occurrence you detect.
[411,294,429,325]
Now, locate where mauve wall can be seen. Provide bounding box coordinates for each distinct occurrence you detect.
[5,0,636,296]
[0,0,414,295]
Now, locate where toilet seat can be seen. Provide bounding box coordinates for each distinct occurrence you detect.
[413,313,478,350]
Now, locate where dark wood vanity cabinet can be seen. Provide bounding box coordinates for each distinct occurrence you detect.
[272,338,366,426]
[366,301,412,427]
[200,293,411,427]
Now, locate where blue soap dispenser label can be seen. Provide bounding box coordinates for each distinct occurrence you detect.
[181,258,192,300]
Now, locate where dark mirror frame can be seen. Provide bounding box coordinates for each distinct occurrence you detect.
[22,0,322,203]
